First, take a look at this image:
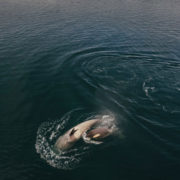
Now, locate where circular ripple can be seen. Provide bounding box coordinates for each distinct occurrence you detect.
[59,47,180,154]
[36,46,180,167]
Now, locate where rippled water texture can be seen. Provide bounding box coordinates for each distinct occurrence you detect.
[0,0,180,180]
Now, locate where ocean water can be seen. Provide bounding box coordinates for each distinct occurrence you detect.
[0,0,180,179]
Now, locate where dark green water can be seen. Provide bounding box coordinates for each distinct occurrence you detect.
[0,0,180,179]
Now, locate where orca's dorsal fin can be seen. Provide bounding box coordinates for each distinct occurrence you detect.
[70,128,78,136]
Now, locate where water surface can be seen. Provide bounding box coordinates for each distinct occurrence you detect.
[0,0,180,179]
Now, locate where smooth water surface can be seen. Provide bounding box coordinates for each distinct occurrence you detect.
[0,0,180,179]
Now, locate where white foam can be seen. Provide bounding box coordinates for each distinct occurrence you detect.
[142,78,156,100]
[35,110,121,169]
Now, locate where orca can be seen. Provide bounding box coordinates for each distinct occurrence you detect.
[55,119,100,151]
[86,127,111,140]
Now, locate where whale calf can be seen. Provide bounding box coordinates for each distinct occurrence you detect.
[55,119,100,151]
[86,127,112,140]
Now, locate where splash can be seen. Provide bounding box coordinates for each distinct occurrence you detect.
[35,109,121,170]
[82,114,119,145]
[142,78,156,99]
